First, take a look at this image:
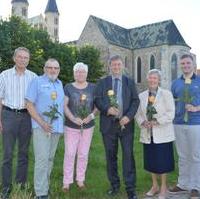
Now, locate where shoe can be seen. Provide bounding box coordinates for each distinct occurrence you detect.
[77,181,86,190]
[62,184,70,193]
[107,188,119,196]
[35,196,48,199]
[190,189,200,199]
[168,185,188,194]
[146,187,159,196]
[128,193,138,199]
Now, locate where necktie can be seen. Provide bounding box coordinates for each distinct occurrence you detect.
[114,78,119,96]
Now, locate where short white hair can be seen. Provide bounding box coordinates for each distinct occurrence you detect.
[147,69,162,80]
[73,62,88,73]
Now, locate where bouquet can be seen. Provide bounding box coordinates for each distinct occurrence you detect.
[43,91,62,124]
[176,78,193,122]
[76,94,90,132]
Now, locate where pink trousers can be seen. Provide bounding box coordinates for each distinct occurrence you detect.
[63,126,94,185]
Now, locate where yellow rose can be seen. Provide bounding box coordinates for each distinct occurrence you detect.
[148,96,156,104]
[80,94,87,101]
[185,78,192,84]
[51,91,57,100]
[107,90,114,96]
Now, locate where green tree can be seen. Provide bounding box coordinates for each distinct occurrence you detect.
[77,45,104,82]
[0,17,104,83]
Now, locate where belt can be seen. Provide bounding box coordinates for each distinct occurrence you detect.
[3,106,28,113]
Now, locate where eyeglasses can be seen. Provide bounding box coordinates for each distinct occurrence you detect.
[46,66,60,70]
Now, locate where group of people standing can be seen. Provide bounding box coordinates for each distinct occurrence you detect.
[0,47,199,199]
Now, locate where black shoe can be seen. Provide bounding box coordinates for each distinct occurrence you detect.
[107,188,119,196]
[127,192,138,199]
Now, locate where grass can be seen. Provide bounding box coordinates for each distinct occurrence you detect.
[0,119,178,199]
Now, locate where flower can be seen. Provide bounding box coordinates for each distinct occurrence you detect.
[43,91,61,124]
[148,96,156,104]
[176,79,194,122]
[108,90,114,96]
[80,94,87,101]
[107,90,118,108]
[43,104,62,124]
[51,91,57,100]
[185,78,192,84]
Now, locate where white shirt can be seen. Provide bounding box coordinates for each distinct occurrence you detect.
[0,66,37,109]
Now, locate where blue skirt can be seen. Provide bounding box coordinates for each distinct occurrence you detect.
[143,138,174,174]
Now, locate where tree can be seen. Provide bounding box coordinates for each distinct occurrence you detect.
[77,45,104,82]
[0,17,104,83]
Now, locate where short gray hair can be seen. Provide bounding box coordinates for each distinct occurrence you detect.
[13,47,30,58]
[109,55,123,65]
[44,58,60,68]
[147,69,162,80]
[73,62,88,73]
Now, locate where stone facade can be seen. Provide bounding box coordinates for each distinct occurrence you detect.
[76,15,196,91]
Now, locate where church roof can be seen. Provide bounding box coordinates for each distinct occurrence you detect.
[90,15,189,49]
[11,0,28,3]
[45,0,59,14]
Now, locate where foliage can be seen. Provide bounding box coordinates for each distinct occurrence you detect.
[0,17,104,83]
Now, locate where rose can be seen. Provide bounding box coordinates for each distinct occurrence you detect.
[51,91,57,100]
[185,78,192,84]
[80,94,87,101]
[108,90,114,96]
[148,96,156,104]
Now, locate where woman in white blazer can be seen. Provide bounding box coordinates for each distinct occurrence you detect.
[135,69,175,199]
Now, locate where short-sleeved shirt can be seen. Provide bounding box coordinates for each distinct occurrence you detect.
[0,66,37,109]
[64,83,96,129]
[171,73,200,125]
[25,74,65,133]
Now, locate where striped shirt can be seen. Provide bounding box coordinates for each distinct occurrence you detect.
[0,66,37,109]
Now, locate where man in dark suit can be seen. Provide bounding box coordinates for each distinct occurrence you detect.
[95,55,139,199]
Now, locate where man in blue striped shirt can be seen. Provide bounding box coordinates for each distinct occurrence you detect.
[0,47,37,199]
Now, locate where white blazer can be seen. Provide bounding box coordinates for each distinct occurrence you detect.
[135,87,175,144]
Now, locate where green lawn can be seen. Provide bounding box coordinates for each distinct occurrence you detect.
[0,120,178,199]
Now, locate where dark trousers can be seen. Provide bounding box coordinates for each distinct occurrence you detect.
[102,123,136,194]
[1,109,32,193]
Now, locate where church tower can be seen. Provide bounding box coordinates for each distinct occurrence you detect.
[11,0,29,20]
[45,0,59,41]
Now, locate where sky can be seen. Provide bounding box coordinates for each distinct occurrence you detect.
[0,0,199,67]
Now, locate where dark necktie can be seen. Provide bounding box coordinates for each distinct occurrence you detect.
[114,78,119,96]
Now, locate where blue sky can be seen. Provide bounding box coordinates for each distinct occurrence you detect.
[0,0,199,67]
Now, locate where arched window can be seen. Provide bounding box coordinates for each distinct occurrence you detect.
[22,8,27,17]
[125,57,128,68]
[137,57,142,83]
[150,55,155,69]
[171,53,178,81]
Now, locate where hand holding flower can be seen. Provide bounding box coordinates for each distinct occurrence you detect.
[41,121,53,134]
[141,120,152,129]
[185,104,200,112]
[107,107,120,116]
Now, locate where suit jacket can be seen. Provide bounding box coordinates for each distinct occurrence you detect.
[135,87,175,144]
[95,75,139,134]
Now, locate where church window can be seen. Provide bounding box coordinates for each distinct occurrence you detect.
[137,57,142,83]
[54,17,58,25]
[150,55,155,69]
[171,53,178,81]
[22,8,27,17]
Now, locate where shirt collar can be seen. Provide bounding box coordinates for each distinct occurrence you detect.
[181,73,196,80]
[43,74,59,83]
[12,66,27,75]
[112,75,122,82]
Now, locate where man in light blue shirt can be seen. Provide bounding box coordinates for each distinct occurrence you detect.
[25,58,64,199]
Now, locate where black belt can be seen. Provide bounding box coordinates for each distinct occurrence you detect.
[3,106,28,113]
